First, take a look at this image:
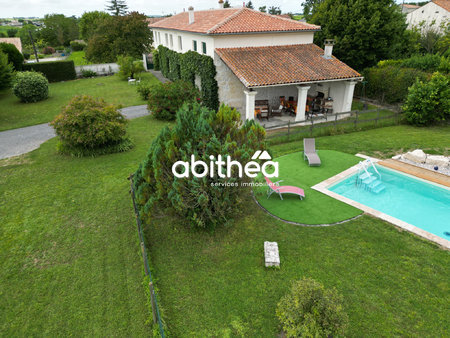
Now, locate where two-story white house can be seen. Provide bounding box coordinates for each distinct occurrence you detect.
[150,3,362,122]
[407,0,449,33]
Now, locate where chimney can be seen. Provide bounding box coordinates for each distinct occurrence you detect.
[323,39,335,59]
[219,0,224,9]
[188,6,194,24]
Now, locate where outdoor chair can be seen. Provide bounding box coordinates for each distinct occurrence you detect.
[264,177,305,200]
[255,100,270,120]
[303,138,321,166]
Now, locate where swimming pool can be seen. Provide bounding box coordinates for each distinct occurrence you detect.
[328,165,450,243]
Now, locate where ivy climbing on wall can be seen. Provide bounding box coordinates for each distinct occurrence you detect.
[157,45,219,111]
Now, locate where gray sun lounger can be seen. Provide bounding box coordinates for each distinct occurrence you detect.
[303,138,321,166]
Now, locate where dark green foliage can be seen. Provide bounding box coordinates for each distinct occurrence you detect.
[245,1,254,9]
[0,51,13,90]
[51,95,132,156]
[362,66,429,103]
[259,5,267,12]
[79,11,110,40]
[7,28,18,37]
[133,102,266,229]
[0,42,24,70]
[310,0,407,70]
[223,0,231,8]
[268,6,281,15]
[276,278,348,337]
[147,80,200,120]
[403,72,450,126]
[12,71,49,103]
[106,0,129,16]
[81,69,97,78]
[86,12,152,63]
[302,0,325,20]
[152,49,160,70]
[400,54,450,72]
[157,45,219,111]
[22,60,76,82]
[70,40,86,51]
[117,55,145,80]
[41,14,79,47]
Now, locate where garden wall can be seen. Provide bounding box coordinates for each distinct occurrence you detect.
[75,63,119,77]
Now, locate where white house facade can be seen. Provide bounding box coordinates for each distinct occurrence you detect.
[150,5,363,122]
[407,0,449,33]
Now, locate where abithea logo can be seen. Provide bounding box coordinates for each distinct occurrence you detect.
[172,150,279,179]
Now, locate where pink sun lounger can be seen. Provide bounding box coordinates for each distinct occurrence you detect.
[264,177,305,200]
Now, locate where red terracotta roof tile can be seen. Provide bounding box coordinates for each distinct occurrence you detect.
[149,8,320,34]
[433,0,450,12]
[146,17,166,25]
[215,44,361,87]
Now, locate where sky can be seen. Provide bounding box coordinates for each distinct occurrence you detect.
[0,0,408,18]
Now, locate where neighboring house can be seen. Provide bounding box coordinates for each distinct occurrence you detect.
[150,4,362,121]
[401,4,420,14]
[0,37,23,53]
[407,0,450,33]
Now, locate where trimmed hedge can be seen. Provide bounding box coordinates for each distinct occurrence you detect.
[23,60,76,82]
[360,66,430,104]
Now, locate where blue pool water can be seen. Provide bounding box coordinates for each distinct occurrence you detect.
[329,165,450,241]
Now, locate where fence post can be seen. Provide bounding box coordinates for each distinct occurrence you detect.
[149,282,158,324]
[376,108,379,127]
[310,118,314,137]
[354,111,358,129]
[287,120,290,141]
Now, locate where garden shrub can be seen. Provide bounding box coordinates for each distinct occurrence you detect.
[276,278,348,338]
[81,69,97,78]
[133,102,266,229]
[42,46,55,55]
[70,40,86,51]
[12,71,49,103]
[0,42,24,70]
[117,55,145,80]
[403,72,450,126]
[51,95,132,157]
[0,51,13,90]
[136,81,153,100]
[363,66,429,103]
[22,60,76,82]
[147,80,200,120]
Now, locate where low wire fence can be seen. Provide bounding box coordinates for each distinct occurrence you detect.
[264,108,402,145]
[129,175,165,337]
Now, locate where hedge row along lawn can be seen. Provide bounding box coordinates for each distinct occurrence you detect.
[0,72,159,131]
[0,122,449,335]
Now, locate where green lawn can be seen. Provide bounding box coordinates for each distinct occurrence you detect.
[1,122,449,336]
[66,51,91,66]
[0,72,158,131]
[254,150,362,224]
[0,115,172,335]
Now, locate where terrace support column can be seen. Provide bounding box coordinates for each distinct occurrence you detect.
[244,90,257,120]
[295,85,311,122]
[343,80,357,112]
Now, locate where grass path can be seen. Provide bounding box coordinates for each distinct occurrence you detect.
[0,73,158,132]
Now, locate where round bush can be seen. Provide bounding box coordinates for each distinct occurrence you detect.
[13,71,49,103]
[51,95,132,156]
[276,278,348,337]
[42,46,55,55]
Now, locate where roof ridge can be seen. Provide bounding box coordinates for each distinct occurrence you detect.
[207,7,245,34]
[216,43,316,51]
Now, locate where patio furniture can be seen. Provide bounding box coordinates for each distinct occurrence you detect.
[264,177,305,200]
[271,105,283,116]
[303,138,321,166]
[255,100,270,120]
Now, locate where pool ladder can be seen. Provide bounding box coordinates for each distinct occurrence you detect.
[356,159,386,194]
